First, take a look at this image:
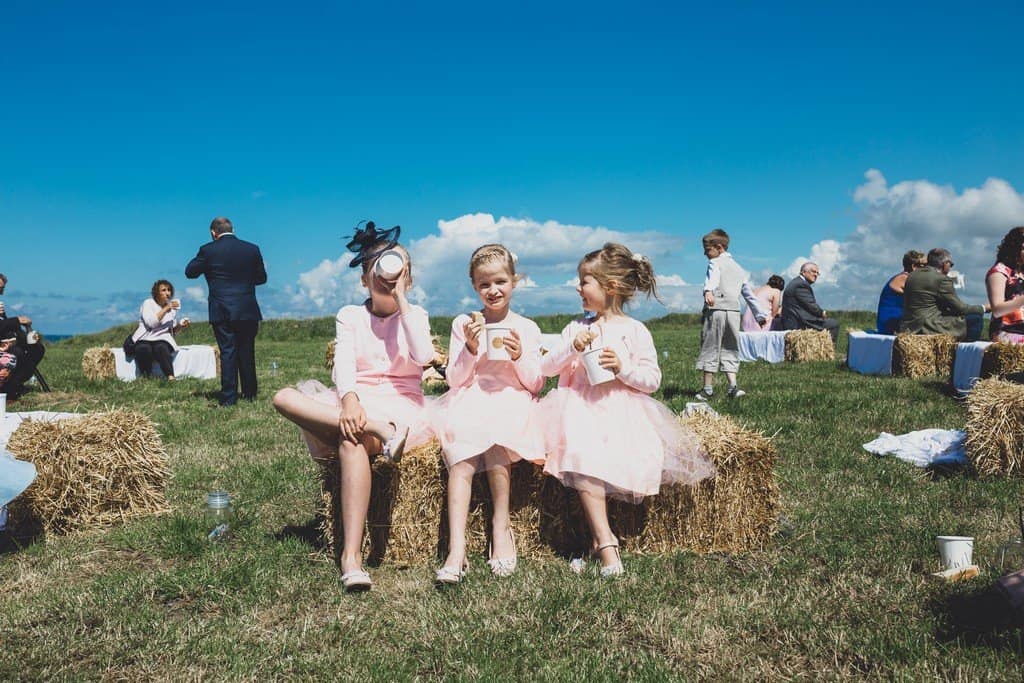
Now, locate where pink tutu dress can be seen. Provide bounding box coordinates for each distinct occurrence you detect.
[431,312,545,471]
[296,302,436,461]
[539,315,715,502]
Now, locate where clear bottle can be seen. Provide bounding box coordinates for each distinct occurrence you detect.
[206,490,233,541]
[998,537,1024,573]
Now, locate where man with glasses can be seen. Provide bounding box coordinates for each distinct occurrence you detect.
[780,262,840,343]
[900,247,989,341]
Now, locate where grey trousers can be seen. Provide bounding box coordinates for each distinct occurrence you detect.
[696,309,741,373]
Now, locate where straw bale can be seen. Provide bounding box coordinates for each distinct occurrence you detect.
[82,347,115,381]
[980,342,1024,379]
[318,441,548,566]
[539,411,779,555]
[964,378,1024,476]
[5,409,170,536]
[892,333,957,379]
[784,329,834,362]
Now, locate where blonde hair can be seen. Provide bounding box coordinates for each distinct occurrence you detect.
[578,242,660,314]
[468,244,519,283]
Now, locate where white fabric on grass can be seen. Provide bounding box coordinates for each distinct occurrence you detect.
[738,331,787,363]
[862,429,967,467]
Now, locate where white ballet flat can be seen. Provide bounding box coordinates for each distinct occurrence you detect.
[435,562,467,586]
[340,569,373,593]
[381,424,409,464]
[487,529,518,577]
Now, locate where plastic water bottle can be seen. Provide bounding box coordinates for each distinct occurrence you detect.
[206,491,233,541]
[269,361,280,376]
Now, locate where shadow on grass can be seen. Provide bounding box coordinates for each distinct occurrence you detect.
[274,516,327,551]
[931,583,1024,651]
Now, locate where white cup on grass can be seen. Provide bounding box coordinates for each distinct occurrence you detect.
[936,535,974,570]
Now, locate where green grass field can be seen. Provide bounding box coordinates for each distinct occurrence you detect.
[2,313,1023,680]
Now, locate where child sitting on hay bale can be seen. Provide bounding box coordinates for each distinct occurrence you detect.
[273,222,435,593]
[539,243,716,577]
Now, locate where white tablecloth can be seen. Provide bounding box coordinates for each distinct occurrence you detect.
[113,345,218,381]
[739,331,788,363]
[952,341,991,395]
[847,330,895,376]
[0,411,84,449]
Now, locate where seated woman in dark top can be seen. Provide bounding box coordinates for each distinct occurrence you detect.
[876,250,925,334]
[987,226,1024,343]
[129,280,191,379]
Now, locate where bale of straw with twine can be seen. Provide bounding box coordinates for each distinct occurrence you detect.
[82,347,116,381]
[783,329,834,362]
[317,442,546,566]
[980,342,1024,379]
[5,409,171,536]
[539,411,778,555]
[964,377,1024,477]
[892,333,957,379]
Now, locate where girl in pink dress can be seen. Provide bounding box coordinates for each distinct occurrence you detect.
[432,245,545,585]
[273,222,435,592]
[540,243,715,577]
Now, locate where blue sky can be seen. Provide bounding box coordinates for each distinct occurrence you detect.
[3,1,1023,333]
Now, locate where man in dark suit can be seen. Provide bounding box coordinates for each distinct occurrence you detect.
[185,217,268,406]
[899,247,988,341]
[780,262,840,344]
[0,272,45,399]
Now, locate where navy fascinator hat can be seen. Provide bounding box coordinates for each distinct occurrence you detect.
[346,220,401,269]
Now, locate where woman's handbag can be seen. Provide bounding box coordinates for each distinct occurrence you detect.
[122,334,136,358]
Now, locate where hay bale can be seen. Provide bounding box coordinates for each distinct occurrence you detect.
[980,342,1024,379]
[892,333,957,378]
[784,329,834,362]
[5,409,171,535]
[318,441,547,566]
[540,411,779,556]
[82,347,115,381]
[965,378,1024,476]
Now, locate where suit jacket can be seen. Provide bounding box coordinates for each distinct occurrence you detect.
[185,233,267,322]
[780,276,826,331]
[899,266,982,339]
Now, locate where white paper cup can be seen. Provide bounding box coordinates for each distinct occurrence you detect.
[171,298,181,308]
[936,535,974,570]
[582,347,615,385]
[26,330,40,345]
[0,393,6,421]
[374,249,405,281]
[484,324,512,360]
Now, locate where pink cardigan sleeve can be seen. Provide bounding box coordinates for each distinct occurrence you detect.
[332,309,358,397]
[445,315,476,389]
[512,319,544,393]
[614,321,661,394]
[539,321,578,377]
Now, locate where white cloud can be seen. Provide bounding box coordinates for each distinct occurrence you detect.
[288,213,684,319]
[782,169,1024,310]
[656,274,688,287]
[184,286,207,303]
[782,240,843,285]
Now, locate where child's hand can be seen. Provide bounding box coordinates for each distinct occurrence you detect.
[598,348,621,374]
[504,329,523,361]
[338,394,367,443]
[464,312,484,355]
[390,265,411,303]
[572,329,597,352]
[704,291,715,307]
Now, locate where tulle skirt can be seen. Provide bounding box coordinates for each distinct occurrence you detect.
[541,384,715,503]
[430,382,545,471]
[295,379,433,461]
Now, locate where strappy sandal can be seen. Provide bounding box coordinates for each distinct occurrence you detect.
[487,529,518,577]
[340,569,373,593]
[597,541,624,578]
[381,423,409,464]
[435,560,468,586]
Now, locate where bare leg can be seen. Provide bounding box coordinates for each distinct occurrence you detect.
[702,371,715,389]
[272,388,343,444]
[484,448,514,559]
[578,489,618,568]
[442,459,476,570]
[339,437,373,575]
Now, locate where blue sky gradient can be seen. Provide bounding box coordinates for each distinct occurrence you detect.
[2,1,1023,332]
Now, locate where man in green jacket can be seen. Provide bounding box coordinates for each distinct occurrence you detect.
[899,248,989,340]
